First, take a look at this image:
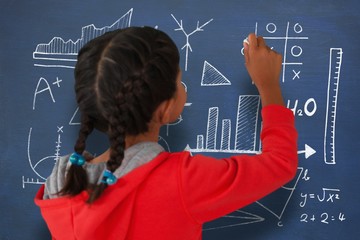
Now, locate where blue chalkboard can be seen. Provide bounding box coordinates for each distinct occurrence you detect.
[1,0,360,239]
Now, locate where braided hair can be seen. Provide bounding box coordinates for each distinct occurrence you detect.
[59,27,180,203]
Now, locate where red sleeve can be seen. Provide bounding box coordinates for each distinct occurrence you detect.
[178,105,298,224]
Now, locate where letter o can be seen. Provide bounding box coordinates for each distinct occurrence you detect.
[304,98,317,116]
[266,23,277,33]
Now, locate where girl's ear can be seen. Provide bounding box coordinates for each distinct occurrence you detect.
[154,98,176,125]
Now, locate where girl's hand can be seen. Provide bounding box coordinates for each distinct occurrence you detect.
[243,33,284,107]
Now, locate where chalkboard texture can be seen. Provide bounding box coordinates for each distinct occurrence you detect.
[1,0,360,239]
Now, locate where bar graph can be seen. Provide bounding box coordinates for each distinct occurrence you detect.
[234,95,261,151]
[206,107,219,150]
[188,95,261,154]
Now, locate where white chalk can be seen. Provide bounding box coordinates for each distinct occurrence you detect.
[243,37,249,45]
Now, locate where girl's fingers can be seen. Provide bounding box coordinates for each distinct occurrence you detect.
[243,38,250,64]
[248,33,257,48]
[257,36,267,47]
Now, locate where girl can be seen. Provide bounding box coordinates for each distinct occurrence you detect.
[35,27,298,240]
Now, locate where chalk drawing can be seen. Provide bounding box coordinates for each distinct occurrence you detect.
[33,9,133,69]
[300,187,341,208]
[297,144,316,159]
[22,126,63,188]
[187,95,261,154]
[201,61,231,86]
[164,81,192,135]
[33,77,55,110]
[158,136,171,152]
[204,210,265,230]
[32,77,63,110]
[205,167,304,230]
[287,98,317,117]
[324,48,343,165]
[69,107,80,125]
[256,167,304,227]
[252,22,309,83]
[171,14,213,71]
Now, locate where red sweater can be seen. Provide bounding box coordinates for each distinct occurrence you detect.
[35,105,298,240]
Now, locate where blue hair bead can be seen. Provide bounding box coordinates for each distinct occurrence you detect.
[69,152,86,166]
[102,170,117,185]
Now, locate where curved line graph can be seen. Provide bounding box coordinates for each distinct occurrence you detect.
[23,128,57,188]
[27,128,52,180]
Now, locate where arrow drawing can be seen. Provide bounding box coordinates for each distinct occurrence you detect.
[297,144,316,159]
[171,14,213,71]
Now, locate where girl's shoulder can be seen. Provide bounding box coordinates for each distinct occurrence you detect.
[43,154,71,199]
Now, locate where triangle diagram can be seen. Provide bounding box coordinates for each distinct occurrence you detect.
[201,61,231,86]
[69,107,81,125]
[256,167,304,220]
[204,210,264,230]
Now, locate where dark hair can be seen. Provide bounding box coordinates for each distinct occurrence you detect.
[59,26,180,203]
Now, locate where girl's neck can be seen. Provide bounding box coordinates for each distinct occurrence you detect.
[91,122,161,164]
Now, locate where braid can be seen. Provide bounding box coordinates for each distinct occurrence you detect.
[121,77,152,134]
[87,101,126,203]
[107,104,126,172]
[59,115,94,196]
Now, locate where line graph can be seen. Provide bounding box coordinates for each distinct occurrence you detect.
[33,9,133,69]
[22,127,63,188]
